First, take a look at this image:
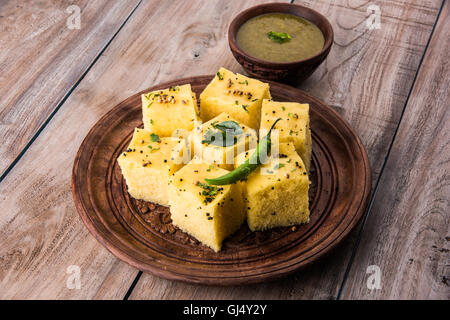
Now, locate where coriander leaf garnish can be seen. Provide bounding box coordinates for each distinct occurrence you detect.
[196,181,217,194]
[267,31,292,44]
[242,105,249,112]
[274,163,285,170]
[211,121,243,134]
[147,145,160,153]
[216,72,224,80]
[196,181,223,204]
[201,120,243,147]
[150,133,160,142]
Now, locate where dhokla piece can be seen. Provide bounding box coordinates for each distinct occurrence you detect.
[190,112,258,170]
[142,84,199,137]
[168,160,246,252]
[117,128,186,206]
[235,142,310,231]
[260,100,312,171]
[199,67,271,130]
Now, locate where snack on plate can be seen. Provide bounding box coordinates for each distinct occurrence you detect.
[199,67,271,129]
[117,69,313,252]
[142,84,199,137]
[235,142,310,231]
[117,128,186,206]
[260,100,311,171]
[168,160,246,252]
[190,112,257,170]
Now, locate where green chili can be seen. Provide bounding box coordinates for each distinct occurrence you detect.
[205,118,282,185]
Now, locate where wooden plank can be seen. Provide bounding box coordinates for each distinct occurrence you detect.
[128,0,442,299]
[0,0,140,177]
[0,0,284,299]
[340,1,449,299]
[0,0,442,299]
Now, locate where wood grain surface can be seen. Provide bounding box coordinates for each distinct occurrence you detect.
[0,0,140,177]
[0,0,285,300]
[340,1,449,299]
[0,0,446,299]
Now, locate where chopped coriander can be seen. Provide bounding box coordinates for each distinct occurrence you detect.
[197,182,218,196]
[216,72,224,80]
[274,163,285,170]
[196,181,223,204]
[235,100,239,105]
[147,145,160,153]
[281,106,286,111]
[242,105,249,112]
[150,133,160,142]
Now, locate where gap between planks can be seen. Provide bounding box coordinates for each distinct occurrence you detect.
[124,271,143,300]
[0,0,143,185]
[335,0,446,300]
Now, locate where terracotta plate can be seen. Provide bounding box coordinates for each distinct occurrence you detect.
[72,76,371,285]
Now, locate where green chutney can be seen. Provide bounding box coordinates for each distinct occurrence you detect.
[236,13,325,63]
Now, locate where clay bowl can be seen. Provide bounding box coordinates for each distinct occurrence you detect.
[228,2,333,83]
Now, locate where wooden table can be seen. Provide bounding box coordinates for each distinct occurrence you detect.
[0,0,448,300]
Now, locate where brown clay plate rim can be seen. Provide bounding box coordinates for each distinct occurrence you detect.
[72,75,371,285]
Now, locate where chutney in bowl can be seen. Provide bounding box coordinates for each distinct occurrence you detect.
[236,13,325,63]
[229,3,333,82]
